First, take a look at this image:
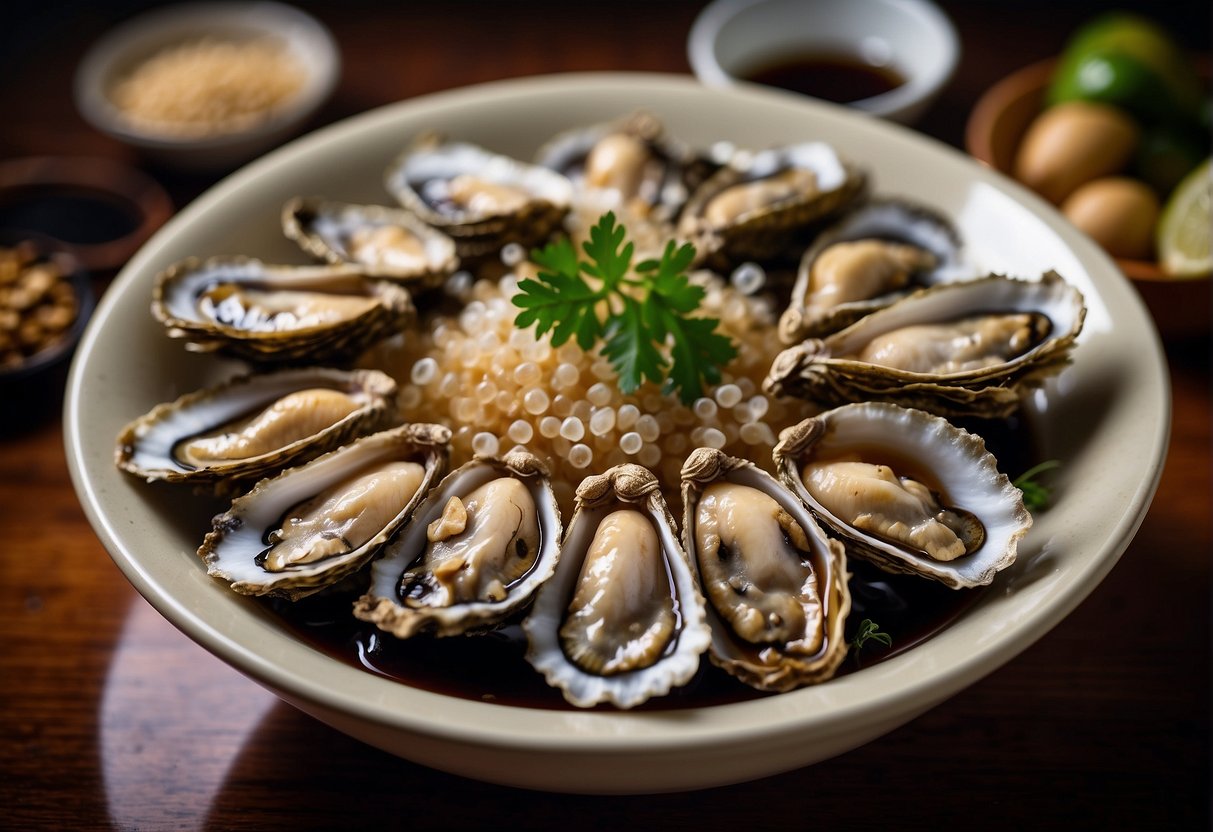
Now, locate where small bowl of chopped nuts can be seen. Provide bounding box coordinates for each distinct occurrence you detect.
[74,1,340,171]
[0,236,95,431]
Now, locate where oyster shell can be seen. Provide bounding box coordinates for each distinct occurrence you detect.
[199,423,450,600]
[535,111,718,224]
[774,403,1031,588]
[384,134,574,257]
[353,450,561,638]
[282,197,459,287]
[115,367,397,493]
[677,141,867,266]
[152,256,414,364]
[523,464,711,708]
[765,271,1086,419]
[681,448,850,692]
[779,198,967,343]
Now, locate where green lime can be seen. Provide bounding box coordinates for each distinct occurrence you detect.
[1157,159,1211,278]
[1134,122,1209,196]
[1048,50,1177,122]
[1049,12,1203,121]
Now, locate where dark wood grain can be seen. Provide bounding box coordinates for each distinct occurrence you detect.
[1,2,1209,829]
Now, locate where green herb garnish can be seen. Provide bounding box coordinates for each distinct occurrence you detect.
[1013,459,1061,512]
[849,618,893,655]
[511,212,737,403]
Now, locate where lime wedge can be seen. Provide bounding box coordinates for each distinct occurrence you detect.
[1158,159,1211,278]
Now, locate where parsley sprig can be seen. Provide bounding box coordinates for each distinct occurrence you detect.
[849,618,893,654]
[1013,459,1061,513]
[511,212,737,403]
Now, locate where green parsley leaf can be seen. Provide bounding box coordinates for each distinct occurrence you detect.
[512,236,603,350]
[531,235,582,280]
[601,295,663,393]
[849,618,893,654]
[511,212,737,403]
[580,210,632,289]
[1013,459,1061,513]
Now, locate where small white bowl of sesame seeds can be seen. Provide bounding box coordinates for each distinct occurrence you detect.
[74,1,340,171]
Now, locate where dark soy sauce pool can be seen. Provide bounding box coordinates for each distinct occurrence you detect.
[266,414,1034,710]
[0,187,142,245]
[740,53,905,104]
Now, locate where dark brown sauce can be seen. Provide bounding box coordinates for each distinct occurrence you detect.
[741,53,905,103]
[0,186,142,245]
[262,414,1036,710]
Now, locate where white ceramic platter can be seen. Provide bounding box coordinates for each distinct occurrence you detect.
[65,74,1169,794]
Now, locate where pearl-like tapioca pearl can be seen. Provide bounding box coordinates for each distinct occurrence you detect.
[568,444,593,469]
[715,383,742,408]
[619,432,642,455]
[471,432,499,457]
[589,407,616,436]
[508,419,534,444]
[411,357,438,385]
[559,417,585,442]
[522,387,550,415]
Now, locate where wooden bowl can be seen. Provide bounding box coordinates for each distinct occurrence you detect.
[966,58,1210,339]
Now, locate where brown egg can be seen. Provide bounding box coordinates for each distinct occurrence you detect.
[1061,177,1160,260]
[1013,101,1139,204]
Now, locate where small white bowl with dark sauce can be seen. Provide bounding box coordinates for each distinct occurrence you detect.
[688,0,960,124]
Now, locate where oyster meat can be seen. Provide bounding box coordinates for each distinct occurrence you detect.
[354,450,561,638]
[677,141,866,265]
[115,367,397,492]
[779,198,967,342]
[524,464,710,708]
[152,256,414,364]
[765,271,1086,419]
[681,448,850,691]
[282,197,459,286]
[535,111,718,224]
[849,312,1050,373]
[200,423,450,599]
[385,135,574,257]
[775,402,1031,588]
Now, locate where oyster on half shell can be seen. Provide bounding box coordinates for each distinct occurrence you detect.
[282,197,459,287]
[774,403,1032,589]
[199,423,450,600]
[681,448,851,692]
[779,198,968,343]
[152,256,414,364]
[354,450,562,638]
[677,141,867,266]
[535,111,719,224]
[765,271,1086,419]
[384,134,574,258]
[115,367,397,494]
[523,464,711,709]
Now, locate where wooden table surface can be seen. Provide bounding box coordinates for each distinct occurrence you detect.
[2,1,1209,828]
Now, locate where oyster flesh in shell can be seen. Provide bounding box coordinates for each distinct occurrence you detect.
[677,141,867,265]
[152,256,414,364]
[534,111,718,223]
[779,198,967,343]
[775,402,1031,588]
[681,448,850,692]
[282,197,459,287]
[384,134,574,257]
[765,271,1086,419]
[199,423,450,600]
[115,367,397,493]
[524,464,711,708]
[354,450,562,638]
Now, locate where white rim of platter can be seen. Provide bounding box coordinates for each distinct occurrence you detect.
[65,73,1169,794]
